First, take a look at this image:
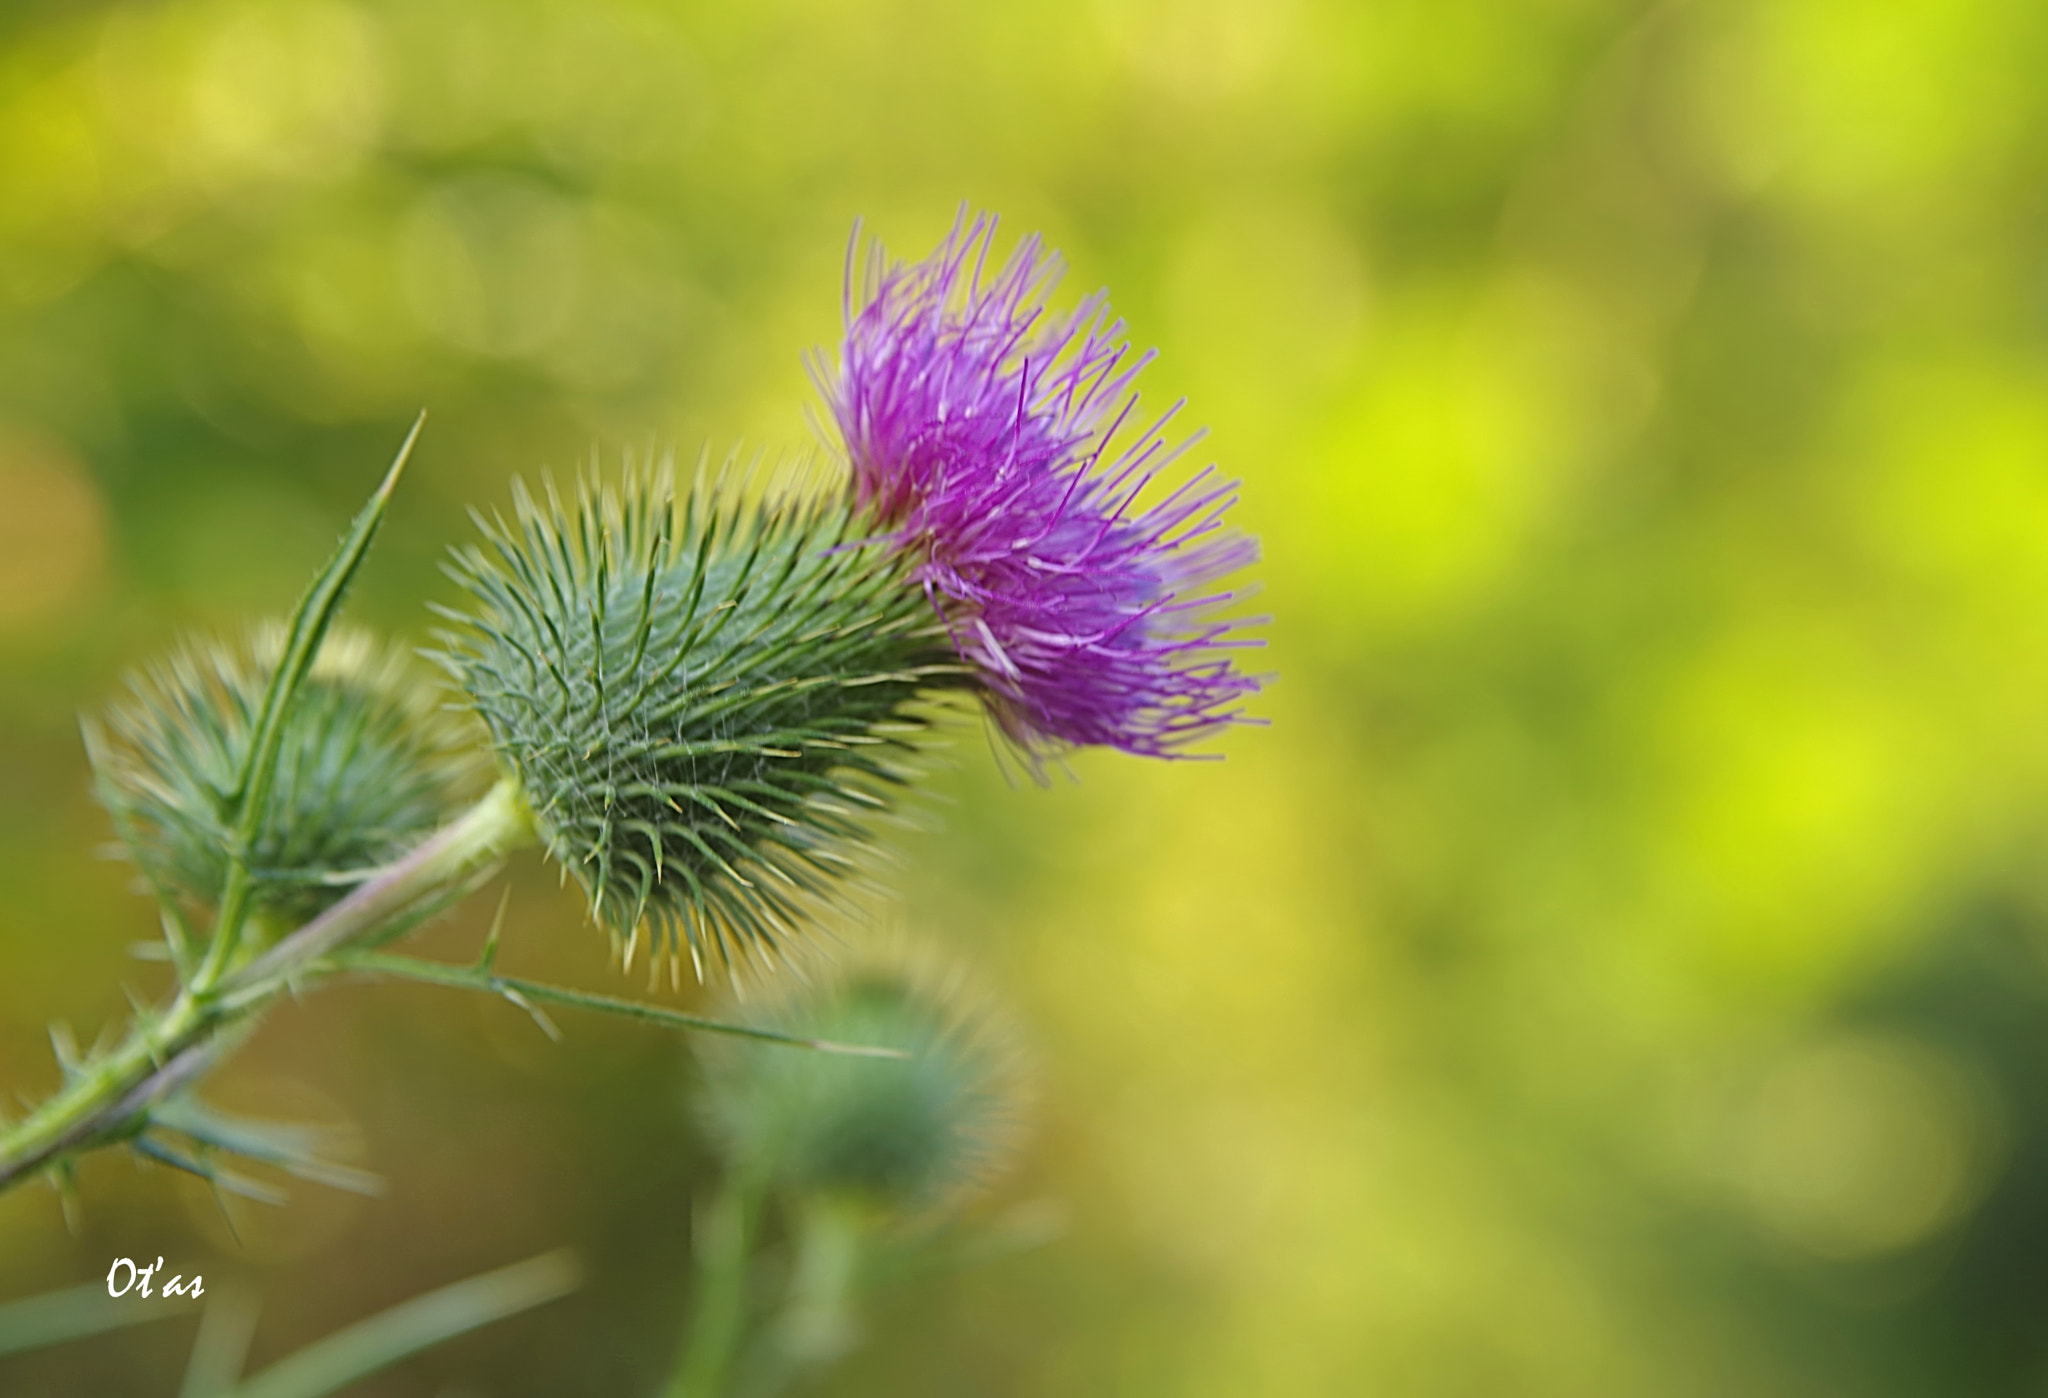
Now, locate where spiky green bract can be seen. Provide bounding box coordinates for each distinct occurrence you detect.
[85,626,485,927]
[435,466,963,978]
[697,968,1024,1213]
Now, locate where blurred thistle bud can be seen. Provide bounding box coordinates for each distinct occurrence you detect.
[697,964,1027,1215]
[434,465,965,979]
[85,625,484,925]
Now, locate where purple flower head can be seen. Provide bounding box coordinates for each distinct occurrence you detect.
[821,212,1265,760]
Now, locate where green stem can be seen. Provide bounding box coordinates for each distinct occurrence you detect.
[0,780,534,1195]
[0,999,213,1193]
[326,952,910,1056]
[742,1195,868,1397]
[227,778,532,990]
[668,1172,769,1398]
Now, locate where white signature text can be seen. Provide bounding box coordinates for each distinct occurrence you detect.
[106,1257,203,1298]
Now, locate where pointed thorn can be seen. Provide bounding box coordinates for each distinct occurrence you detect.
[478,886,512,972]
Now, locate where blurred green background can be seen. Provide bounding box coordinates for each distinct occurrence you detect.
[7,0,2048,1392]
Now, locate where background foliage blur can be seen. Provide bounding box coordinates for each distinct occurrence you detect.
[5,0,2048,1392]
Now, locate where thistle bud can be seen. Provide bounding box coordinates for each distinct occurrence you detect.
[697,965,1026,1214]
[86,626,484,925]
[435,466,964,977]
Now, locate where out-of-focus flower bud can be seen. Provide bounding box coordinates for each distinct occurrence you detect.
[697,963,1027,1215]
[86,625,484,926]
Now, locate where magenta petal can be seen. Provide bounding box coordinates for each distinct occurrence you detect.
[825,212,1267,759]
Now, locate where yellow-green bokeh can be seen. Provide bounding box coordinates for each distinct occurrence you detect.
[6,0,2048,1393]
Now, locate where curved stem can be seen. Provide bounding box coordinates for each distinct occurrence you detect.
[0,780,534,1196]
[228,778,532,990]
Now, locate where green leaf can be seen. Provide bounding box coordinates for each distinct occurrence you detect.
[180,1286,260,1398]
[149,1096,381,1198]
[131,1134,290,1206]
[0,1280,198,1357]
[224,1250,579,1398]
[196,414,425,987]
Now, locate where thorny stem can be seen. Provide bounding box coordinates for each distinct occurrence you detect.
[0,1006,214,1194]
[0,780,535,1196]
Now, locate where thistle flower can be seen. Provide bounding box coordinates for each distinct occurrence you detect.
[823,212,1265,759]
[85,625,483,925]
[696,963,1025,1213]
[435,465,964,978]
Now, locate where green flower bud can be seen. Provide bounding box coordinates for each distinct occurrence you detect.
[86,625,485,926]
[435,466,963,978]
[697,966,1026,1214]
